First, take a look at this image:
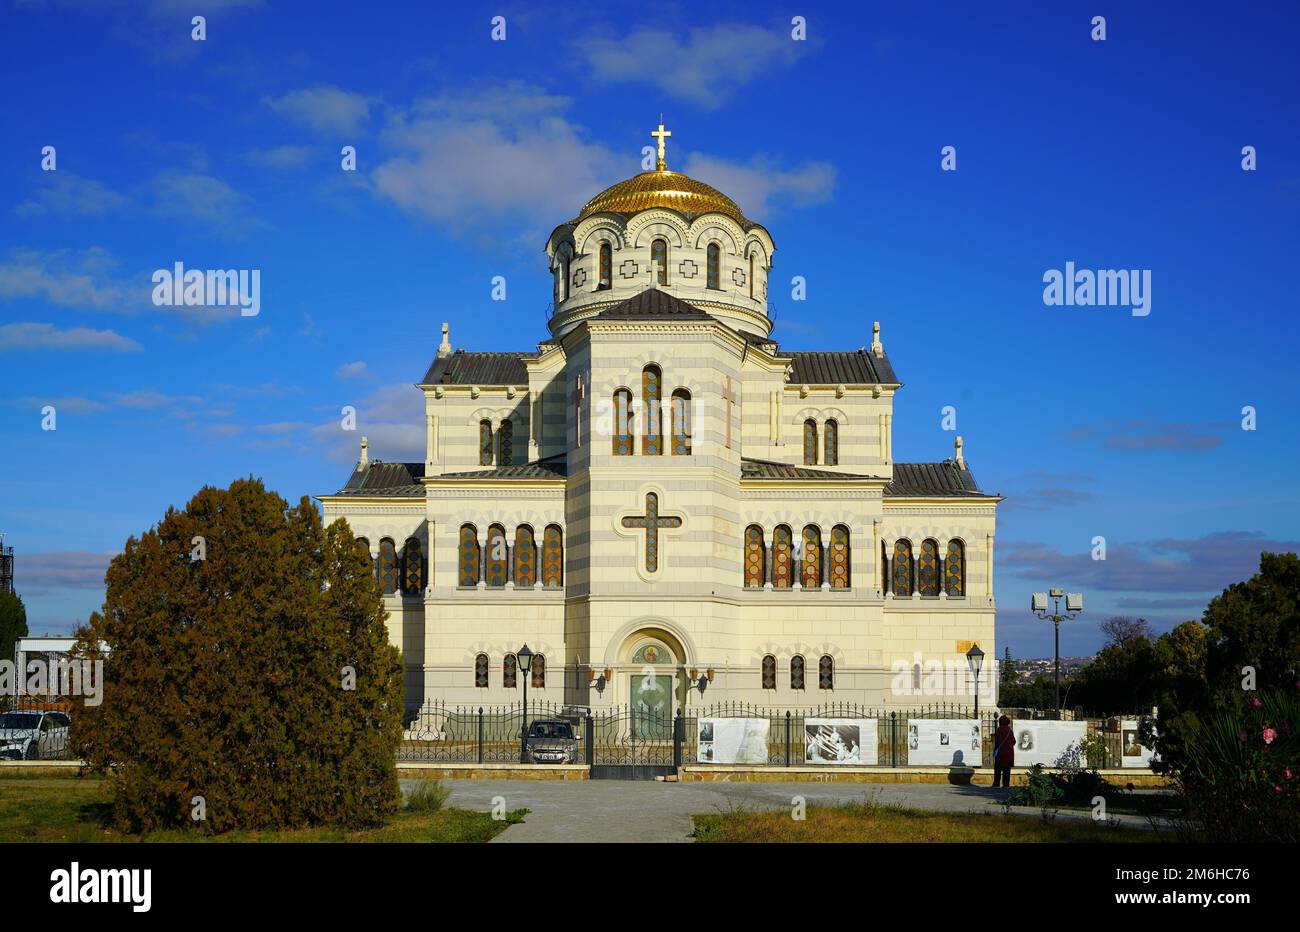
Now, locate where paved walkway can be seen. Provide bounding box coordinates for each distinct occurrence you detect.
[400,779,1163,843]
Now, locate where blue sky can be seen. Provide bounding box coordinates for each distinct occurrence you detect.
[2,0,1297,657]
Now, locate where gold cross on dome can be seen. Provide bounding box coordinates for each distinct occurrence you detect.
[651,119,671,170]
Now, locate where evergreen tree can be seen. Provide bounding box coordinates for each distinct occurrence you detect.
[0,589,27,667]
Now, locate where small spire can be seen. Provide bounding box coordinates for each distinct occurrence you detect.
[359,436,369,468]
[871,321,883,356]
[954,435,965,468]
[437,322,452,359]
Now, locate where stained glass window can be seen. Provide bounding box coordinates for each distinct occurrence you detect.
[892,539,914,597]
[474,653,488,688]
[761,654,776,690]
[642,365,662,455]
[620,492,681,573]
[613,388,633,455]
[514,525,536,588]
[651,238,667,284]
[599,242,612,289]
[671,389,691,455]
[707,242,720,290]
[791,654,806,690]
[356,537,372,578]
[830,525,850,589]
[379,538,398,595]
[748,253,755,299]
[402,537,423,595]
[531,653,545,689]
[542,525,563,588]
[498,418,513,467]
[458,525,480,587]
[803,419,818,465]
[486,524,507,588]
[503,653,517,688]
[801,526,822,588]
[919,538,940,596]
[946,539,965,596]
[479,419,493,466]
[772,525,793,588]
[824,419,838,466]
[819,655,834,690]
[744,525,766,588]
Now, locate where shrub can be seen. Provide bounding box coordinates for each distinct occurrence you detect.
[405,780,451,812]
[70,478,405,833]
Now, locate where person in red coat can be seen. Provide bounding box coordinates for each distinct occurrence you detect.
[992,715,1015,788]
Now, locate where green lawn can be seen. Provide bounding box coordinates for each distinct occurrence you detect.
[0,772,522,843]
[692,799,1175,843]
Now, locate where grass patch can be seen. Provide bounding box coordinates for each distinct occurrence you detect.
[692,798,1173,843]
[404,780,451,812]
[0,772,524,843]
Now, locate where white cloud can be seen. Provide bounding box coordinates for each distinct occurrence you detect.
[15,171,130,217]
[311,382,425,463]
[0,246,140,312]
[0,322,141,352]
[266,85,373,135]
[244,144,314,169]
[336,360,369,379]
[147,171,264,232]
[682,154,836,218]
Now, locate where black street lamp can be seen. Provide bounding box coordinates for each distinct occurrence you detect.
[1031,589,1083,718]
[516,644,534,762]
[966,643,985,720]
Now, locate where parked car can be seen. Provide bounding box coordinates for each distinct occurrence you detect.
[0,710,71,761]
[523,719,578,764]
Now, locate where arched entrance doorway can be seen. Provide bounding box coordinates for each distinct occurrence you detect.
[627,636,677,740]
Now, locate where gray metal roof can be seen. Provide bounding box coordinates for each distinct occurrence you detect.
[436,459,567,480]
[785,349,898,386]
[740,458,873,481]
[593,288,716,321]
[420,350,531,386]
[885,461,991,498]
[333,461,425,497]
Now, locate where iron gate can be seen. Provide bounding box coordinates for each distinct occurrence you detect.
[589,705,679,780]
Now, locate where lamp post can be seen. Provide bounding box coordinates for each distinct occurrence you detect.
[1031,589,1083,719]
[966,644,985,720]
[516,644,533,762]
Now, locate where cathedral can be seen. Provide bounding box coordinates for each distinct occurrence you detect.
[319,124,1001,717]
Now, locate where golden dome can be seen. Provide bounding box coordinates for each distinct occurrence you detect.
[577,169,748,224]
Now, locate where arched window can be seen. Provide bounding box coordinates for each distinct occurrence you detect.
[378,538,398,595]
[514,525,536,588]
[355,537,372,577]
[503,653,518,689]
[402,537,424,595]
[474,653,489,688]
[642,365,662,455]
[801,525,822,588]
[458,525,480,587]
[531,653,546,688]
[706,242,720,290]
[819,655,834,690]
[671,389,691,455]
[497,419,513,467]
[479,419,493,466]
[892,539,914,597]
[772,525,793,588]
[651,238,668,284]
[919,538,940,596]
[748,252,755,299]
[824,419,838,466]
[803,419,818,465]
[744,525,766,588]
[613,388,633,455]
[598,242,612,289]
[486,524,507,587]
[790,655,806,690]
[830,525,850,589]
[542,525,563,588]
[945,539,966,596]
[761,654,776,690]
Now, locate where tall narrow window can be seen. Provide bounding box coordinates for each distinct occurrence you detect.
[613,388,633,455]
[356,537,372,578]
[830,525,851,589]
[761,654,776,690]
[379,538,398,595]
[748,253,755,299]
[651,238,667,285]
[503,653,518,689]
[819,655,834,690]
[562,257,570,301]
[402,537,424,595]
[542,525,563,588]
[790,655,806,690]
[803,419,818,465]
[671,389,691,455]
[599,242,612,289]
[479,419,493,466]
[474,653,489,688]
[744,525,766,588]
[945,539,966,596]
[514,525,536,588]
[706,242,720,289]
[801,526,822,588]
[772,525,793,588]
[642,365,662,455]
[919,538,940,596]
[531,654,546,688]
[498,418,513,467]
[458,525,480,587]
[824,419,838,466]
[486,524,507,587]
[892,539,914,597]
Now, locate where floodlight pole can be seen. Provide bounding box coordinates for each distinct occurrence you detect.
[1031,590,1082,719]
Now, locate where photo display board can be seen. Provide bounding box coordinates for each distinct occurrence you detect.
[906,719,981,766]
[1006,720,1088,767]
[804,718,878,765]
[1120,720,1157,768]
[697,717,769,764]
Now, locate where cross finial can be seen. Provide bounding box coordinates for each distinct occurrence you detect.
[651,120,671,171]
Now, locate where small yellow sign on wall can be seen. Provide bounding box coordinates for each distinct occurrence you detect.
[956,640,979,653]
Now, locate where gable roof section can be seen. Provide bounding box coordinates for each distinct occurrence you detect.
[420,349,530,386]
[785,349,899,386]
[333,461,425,497]
[593,288,715,322]
[885,461,992,498]
[436,458,568,480]
[740,457,872,481]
